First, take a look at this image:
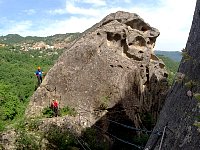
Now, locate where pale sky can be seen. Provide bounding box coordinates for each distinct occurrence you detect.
[0,0,197,51]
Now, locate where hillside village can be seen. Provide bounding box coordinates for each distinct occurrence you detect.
[0,33,80,51]
[0,41,65,50]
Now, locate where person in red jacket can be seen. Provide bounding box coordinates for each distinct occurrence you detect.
[51,99,59,117]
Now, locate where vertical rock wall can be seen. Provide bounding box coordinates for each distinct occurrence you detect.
[146,1,200,149]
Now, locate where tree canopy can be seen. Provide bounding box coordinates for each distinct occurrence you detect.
[0,46,64,130]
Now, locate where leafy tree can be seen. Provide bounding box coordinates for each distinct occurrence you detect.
[157,54,179,85]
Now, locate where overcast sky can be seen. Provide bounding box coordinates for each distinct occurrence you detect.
[0,0,196,51]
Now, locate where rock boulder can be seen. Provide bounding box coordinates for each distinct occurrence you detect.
[26,11,168,132]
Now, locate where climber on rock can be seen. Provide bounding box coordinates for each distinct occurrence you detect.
[51,99,59,117]
[35,66,45,86]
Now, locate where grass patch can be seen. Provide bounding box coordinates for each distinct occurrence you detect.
[185,80,196,89]
[193,122,200,128]
[99,96,110,110]
[42,106,77,118]
[44,124,77,149]
[181,51,192,62]
[194,93,200,102]
[16,130,40,150]
[42,107,54,118]
[60,106,77,117]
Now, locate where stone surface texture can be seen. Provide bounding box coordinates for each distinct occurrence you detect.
[26,11,168,134]
[145,1,200,150]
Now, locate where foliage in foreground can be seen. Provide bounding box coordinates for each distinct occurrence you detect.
[16,130,40,150]
[44,124,78,150]
[15,118,79,150]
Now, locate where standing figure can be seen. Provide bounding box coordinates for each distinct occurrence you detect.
[35,66,44,86]
[51,99,59,117]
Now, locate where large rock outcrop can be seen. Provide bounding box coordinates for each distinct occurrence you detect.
[26,11,168,133]
[145,1,200,149]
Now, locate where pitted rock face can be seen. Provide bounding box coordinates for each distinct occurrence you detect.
[96,11,159,61]
[26,11,168,133]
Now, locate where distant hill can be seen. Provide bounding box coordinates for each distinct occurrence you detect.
[0,33,80,45]
[0,34,182,63]
[157,54,179,85]
[155,50,182,62]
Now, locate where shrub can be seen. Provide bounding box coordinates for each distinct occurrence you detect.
[0,144,3,149]
[27,118,41,131]
[99,96,110,110]
[60,106,77,117]
[181,52,192,62]
[42,106,77,118]
[185,80,196,89]
[42,107,54,118]
[82,128,109,150]
[194,93,200,102]
[193,122,200,128]
[44,124,77,149]
[16,130,40,150]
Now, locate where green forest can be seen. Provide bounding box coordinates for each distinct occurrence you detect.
[157,54,180,85]
[0,46,64,131]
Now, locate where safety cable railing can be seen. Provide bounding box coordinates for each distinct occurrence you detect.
[80,115,144,150]
[107,119,151,133]
[77,136,92,150]
[77,106,162,135]
[56,105,168,149]
[70,131,89,150]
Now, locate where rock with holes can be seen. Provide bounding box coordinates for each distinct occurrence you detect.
[26,11,168,148]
